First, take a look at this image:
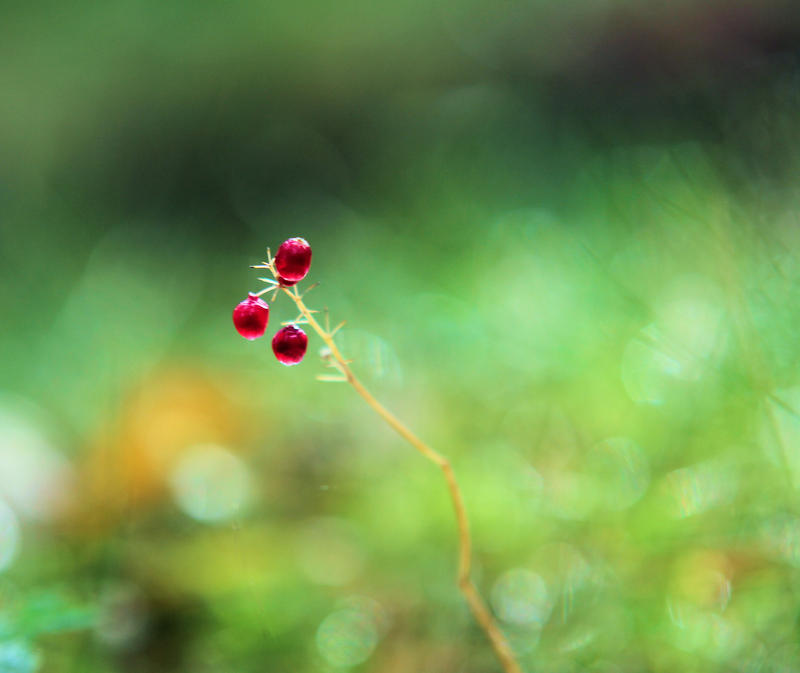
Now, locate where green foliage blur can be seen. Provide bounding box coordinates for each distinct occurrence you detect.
[3,1,800,671]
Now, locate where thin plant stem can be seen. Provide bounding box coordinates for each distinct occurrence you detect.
[281,285,523,673]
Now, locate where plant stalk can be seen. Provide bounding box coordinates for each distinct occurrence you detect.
[282,286,522,673]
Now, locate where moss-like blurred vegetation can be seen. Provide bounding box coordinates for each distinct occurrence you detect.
[3,1,800,671]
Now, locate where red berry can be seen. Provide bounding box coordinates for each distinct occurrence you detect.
[272,325,308,365]
[274,237,312,282]
[233,293,270,340]
[278,276,298,287]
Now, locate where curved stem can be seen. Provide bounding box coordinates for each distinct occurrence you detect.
[283,286,522,673]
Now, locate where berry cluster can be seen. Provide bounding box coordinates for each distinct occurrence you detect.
[233,235,522,673]
[232,237,312,365]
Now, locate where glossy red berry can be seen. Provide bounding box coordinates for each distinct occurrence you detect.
[278,276,298,287]
[232,293,270,340]
[272,325,308,365]
[274,237,312,282]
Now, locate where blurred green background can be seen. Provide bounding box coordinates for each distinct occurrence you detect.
[3,1,800,671]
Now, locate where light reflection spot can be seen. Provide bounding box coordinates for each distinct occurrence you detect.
[169,444,251,523]
[316,606,379,667]
[665,460,737,518]
[0,399,75,521]
[0,640,40,673]
[491,568,551,626]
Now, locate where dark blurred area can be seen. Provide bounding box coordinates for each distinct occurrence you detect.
[3,1,800,672]
[4,1,800,218]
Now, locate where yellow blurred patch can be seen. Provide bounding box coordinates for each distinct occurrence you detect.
[66,367,255,534]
